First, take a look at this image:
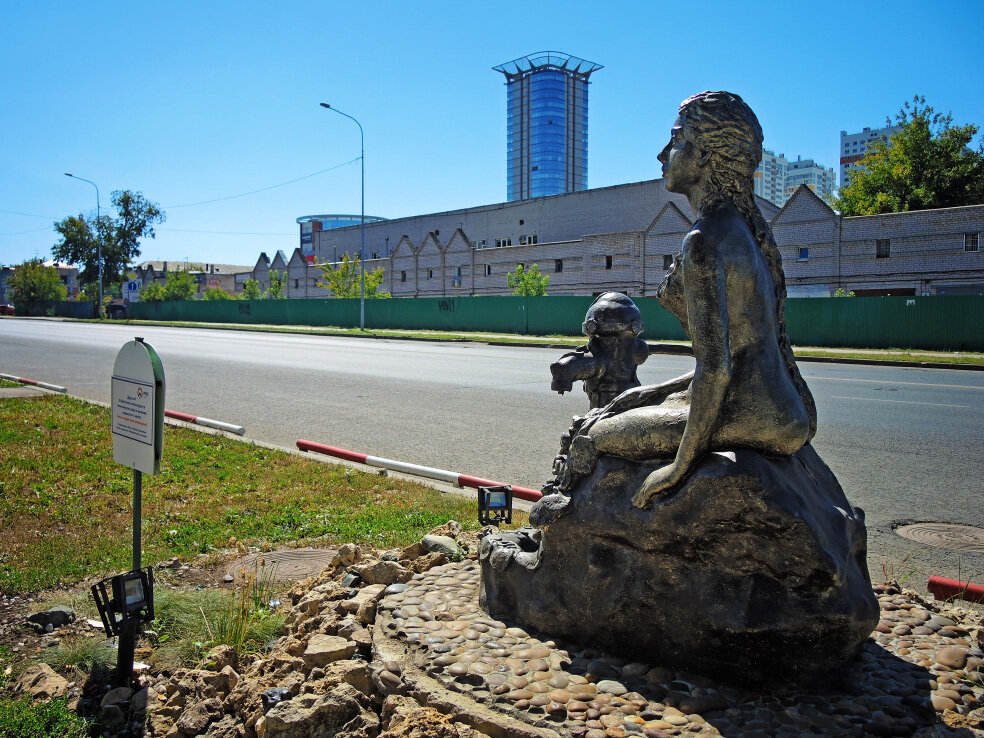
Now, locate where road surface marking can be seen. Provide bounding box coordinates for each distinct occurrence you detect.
[830,395,970,408]
[811,376,983,391]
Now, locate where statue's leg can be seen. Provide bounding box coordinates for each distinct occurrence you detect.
[587,405,689,461]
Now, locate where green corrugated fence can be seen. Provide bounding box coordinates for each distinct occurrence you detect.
[129,295,983,352]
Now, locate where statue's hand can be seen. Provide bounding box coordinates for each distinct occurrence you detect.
[604,386,645,415]
[632,461,688,508]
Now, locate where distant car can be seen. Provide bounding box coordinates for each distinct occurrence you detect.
[0,303,14,316]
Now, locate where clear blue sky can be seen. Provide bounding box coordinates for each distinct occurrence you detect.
[2,0,981,270]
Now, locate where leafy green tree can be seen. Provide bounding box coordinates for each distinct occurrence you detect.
[239,278,263,300]
[51,190,165,286]
[267,269,287,299]
[76,282,99,302]
[833,287,856,297]
[506,263,549,296]
[317,254,390,298]
[202,287,233,300]
[162,270,197,301]
[139,282,166,303]
[5,259,68,307]
[836,96,984,216]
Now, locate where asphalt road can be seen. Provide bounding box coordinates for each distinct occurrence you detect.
[2,318,983,585]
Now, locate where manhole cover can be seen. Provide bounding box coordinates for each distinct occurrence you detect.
[226,547,337,582]
[895,523,984,552]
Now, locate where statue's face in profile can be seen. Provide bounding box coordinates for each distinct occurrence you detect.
[658,114,701,195]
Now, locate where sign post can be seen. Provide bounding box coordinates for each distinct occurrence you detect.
[104,337,165,686]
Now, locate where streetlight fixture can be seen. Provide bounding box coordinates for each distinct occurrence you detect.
[64,173,102,316]
[319,102,366,330]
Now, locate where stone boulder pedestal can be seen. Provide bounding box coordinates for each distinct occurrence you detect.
[479,444,880,686]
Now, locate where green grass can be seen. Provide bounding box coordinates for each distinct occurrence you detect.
[44,638,115,681]
[150,586,286,670]
[792,347,984,366]
[0,697,89,738]
[0,393,490,594]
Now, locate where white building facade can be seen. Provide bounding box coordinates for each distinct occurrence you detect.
[243,180,983,300]
[755,151,836,207]
[840,125,900,188]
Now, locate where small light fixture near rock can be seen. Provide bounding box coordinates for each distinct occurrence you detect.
[478,485,513,527]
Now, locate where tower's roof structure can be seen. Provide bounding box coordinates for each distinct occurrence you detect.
[493,51,603,81]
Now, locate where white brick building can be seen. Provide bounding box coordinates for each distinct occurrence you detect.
[247,180,984,299]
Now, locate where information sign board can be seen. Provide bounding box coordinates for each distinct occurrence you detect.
[111,339,165,475]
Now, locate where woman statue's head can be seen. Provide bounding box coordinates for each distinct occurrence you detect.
[661,91,763,208]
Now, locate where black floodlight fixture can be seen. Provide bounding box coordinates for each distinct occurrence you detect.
[478,485,513,527]
[91,567,155,636]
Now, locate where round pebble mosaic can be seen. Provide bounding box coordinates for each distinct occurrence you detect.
[226,548,338,582]
[376,560,984,737]
[895,523,984,553]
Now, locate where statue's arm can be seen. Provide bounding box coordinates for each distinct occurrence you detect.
[602,370,694,415]
[634,232,732,506]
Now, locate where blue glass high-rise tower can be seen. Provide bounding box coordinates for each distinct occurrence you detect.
[493,52,602,202]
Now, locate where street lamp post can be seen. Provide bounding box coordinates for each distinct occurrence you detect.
[319,103,366,330]
[65,173,102,316]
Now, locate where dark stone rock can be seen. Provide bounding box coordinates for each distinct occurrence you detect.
[340,571,362,588]
[26,605,75,632]
[262,687,294,713]
[480,445,878,687]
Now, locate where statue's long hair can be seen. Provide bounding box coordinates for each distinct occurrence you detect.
[678,90,817,440]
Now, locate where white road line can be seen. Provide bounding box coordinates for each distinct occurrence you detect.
[830,395,970,409]
[810,376,984,391]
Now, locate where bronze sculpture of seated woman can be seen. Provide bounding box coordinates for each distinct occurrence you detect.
[559,90,818,507]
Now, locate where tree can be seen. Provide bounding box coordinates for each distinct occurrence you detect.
[506,263,549,296]
[317,254,391,299]
[162,270,197,301]
[239,278,263,300]
[139,282,166,303]
[267,269,287,299]
[202,287,233,300]
[51,190,165,287]
[6,260,68,307]
[836,95,984,216]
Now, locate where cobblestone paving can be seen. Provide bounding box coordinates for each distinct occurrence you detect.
[377,561,984,737]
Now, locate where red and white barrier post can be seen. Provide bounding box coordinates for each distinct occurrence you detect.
[0,372,67,393]
[296,439,543,502]
[928,575,984,604]
[165,409,246,436]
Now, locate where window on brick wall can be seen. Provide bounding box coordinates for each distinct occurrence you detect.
[555,259,563,273]
[474,239,487,249]
[605,255,613,270]
[294,278,299,288]
[484,264,492,277]
[520,234,538,245]
[663,254,673,270]
[876,239,891,258]
[495,237,512,248]
[400,271,407,283]
[427,269,434,280]
[966,233,979,252]
[798,247,809,261]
